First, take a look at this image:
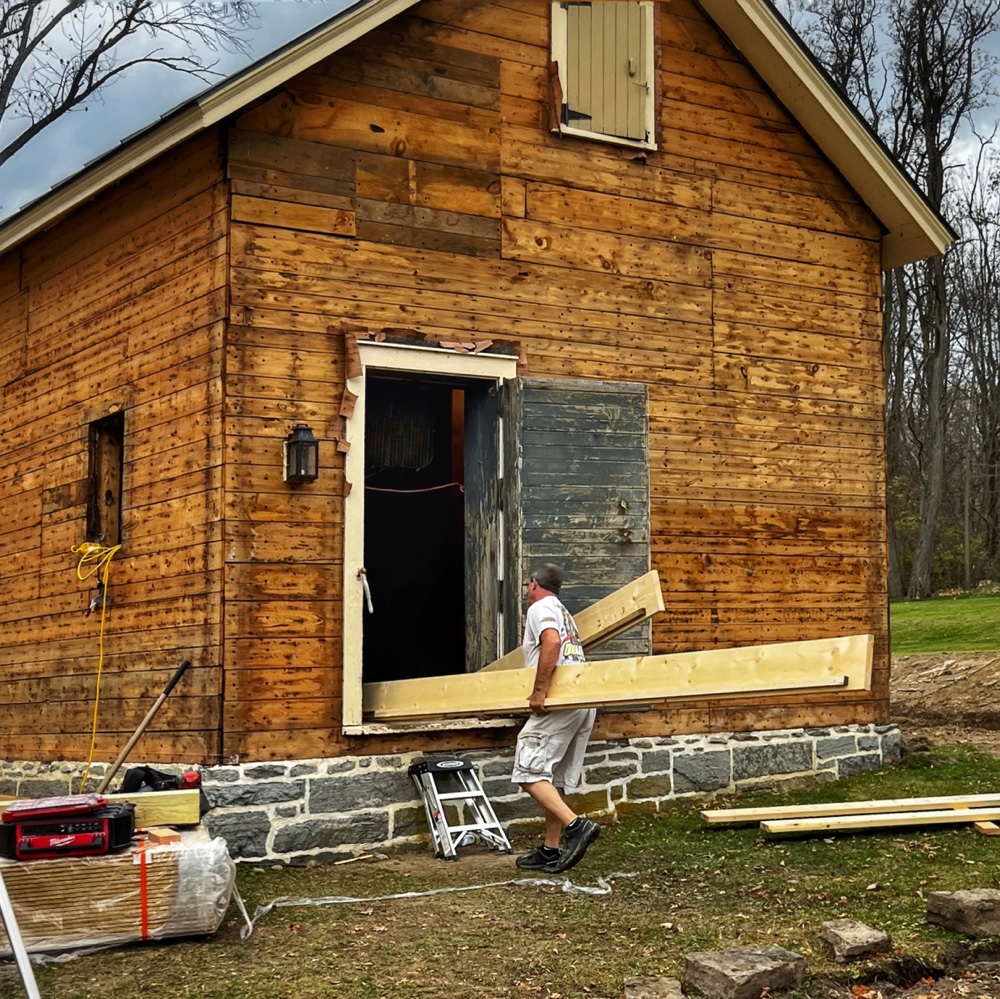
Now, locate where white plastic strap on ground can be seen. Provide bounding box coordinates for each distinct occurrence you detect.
[238,871,637,939]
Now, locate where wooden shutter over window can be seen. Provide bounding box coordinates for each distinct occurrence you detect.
[503,378,650,660]
[563,2,648,142]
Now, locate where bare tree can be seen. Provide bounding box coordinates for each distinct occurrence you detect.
[791,0,1000,597]
[0,0,257,170]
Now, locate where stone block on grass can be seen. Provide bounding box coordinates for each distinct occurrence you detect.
[819,918,892,962]
[927,889,1000,938]
[683,945,806,999]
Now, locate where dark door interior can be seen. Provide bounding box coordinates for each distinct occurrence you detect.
[362,374,499,684]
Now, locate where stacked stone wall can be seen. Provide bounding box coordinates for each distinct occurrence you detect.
[0,725,900,863]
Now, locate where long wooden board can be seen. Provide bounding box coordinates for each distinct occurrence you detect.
[0,790,201,829]
[702,793,1000,826]
[363,633,872,721]
[479,569,665,672]
[762,807,1000,836]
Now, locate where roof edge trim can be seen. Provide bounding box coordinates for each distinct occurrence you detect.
[0,0,416,258]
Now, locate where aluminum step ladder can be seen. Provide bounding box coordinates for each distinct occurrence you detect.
[408,758,512,860]
[0,865,41,999]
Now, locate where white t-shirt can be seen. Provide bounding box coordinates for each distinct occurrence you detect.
[522,594,586,669]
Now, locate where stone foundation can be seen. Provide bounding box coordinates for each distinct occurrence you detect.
[0,724,900,864]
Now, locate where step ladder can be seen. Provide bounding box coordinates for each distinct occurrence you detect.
[0,865,41,999]
[408,758,512,860]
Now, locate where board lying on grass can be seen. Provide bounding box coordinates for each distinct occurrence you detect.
[701,793,1000,826]
[762,807,1000,836]
[702,793,1000,838]
[363,633,873,722]
[479,569,666,672]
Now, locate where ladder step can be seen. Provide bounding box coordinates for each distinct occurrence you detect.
[410,757,512,860]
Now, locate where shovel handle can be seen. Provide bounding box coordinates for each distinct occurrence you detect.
[163,659,191,698]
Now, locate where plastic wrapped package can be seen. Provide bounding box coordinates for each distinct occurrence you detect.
[0,828,235,955]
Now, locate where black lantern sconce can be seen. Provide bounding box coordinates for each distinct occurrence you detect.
[283,424,319,484]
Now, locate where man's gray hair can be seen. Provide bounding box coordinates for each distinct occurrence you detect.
[531,563,563,595]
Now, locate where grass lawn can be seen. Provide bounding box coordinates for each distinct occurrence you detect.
[890,592,1000,654]
[7,747,1000,999]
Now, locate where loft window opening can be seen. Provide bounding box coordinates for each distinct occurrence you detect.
[86,411,124,546]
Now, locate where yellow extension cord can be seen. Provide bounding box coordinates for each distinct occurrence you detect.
[71,541,122,793]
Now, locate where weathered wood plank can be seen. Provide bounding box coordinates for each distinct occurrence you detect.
[231,194,356,236]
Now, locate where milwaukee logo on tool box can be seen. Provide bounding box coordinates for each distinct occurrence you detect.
[0,793,136,860]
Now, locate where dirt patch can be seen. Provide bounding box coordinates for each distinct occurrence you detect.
[891,652,1000,755]
[808,653,1000,999]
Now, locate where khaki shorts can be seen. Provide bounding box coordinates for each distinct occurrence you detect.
[511,707,597,791]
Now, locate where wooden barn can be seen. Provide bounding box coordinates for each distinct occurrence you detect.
[0,0,951,771]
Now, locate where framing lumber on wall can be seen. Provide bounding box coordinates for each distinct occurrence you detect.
[362,633,874,721]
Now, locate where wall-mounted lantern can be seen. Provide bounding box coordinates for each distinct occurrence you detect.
[283,424,319,484]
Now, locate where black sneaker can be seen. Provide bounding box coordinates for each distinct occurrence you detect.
[547,818,600,873]
[515,844,560,870]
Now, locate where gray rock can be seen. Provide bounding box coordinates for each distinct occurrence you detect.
[732,743,813,781]
[683,946,806,999]
[673,750,731,794]
[927,889,1000,937]
[272,813,389,855]
[819,918,892,961]
[205,810,271,859]
[623,976,684,999]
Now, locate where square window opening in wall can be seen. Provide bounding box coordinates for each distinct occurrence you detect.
[87,411,124,546]
[551,1,656,149]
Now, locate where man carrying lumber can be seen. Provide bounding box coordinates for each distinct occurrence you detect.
[512,563,601,873]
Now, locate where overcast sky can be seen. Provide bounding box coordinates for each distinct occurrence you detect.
[0,2,352,223]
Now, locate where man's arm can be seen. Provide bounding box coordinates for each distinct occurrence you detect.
[528,628,561,713]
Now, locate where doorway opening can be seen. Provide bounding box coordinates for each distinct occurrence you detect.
[361,373,498,685]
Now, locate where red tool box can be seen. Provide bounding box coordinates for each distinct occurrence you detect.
[0,794,135,861]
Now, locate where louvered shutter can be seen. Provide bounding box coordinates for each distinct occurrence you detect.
[562,2,649,142]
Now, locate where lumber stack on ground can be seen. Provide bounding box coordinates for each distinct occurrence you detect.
[364,633,872,721]
[0,829,234,956]
[702,793,1000,838]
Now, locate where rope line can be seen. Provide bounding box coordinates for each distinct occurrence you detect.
[71,542,122,793]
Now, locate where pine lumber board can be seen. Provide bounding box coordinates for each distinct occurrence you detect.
[106,790,201,828]
[364,634,872,721]
[762,807,1000,836]
[975,821,1000,836]
[0,791,201,829]
[480,570,665,672]
[702,793,1000,825]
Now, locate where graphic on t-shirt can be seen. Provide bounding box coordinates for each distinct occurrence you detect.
[522,595,586,669]
[559,606,585,663]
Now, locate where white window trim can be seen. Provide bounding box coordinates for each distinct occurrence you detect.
[341,341,519,732]
[551,1,657,151]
